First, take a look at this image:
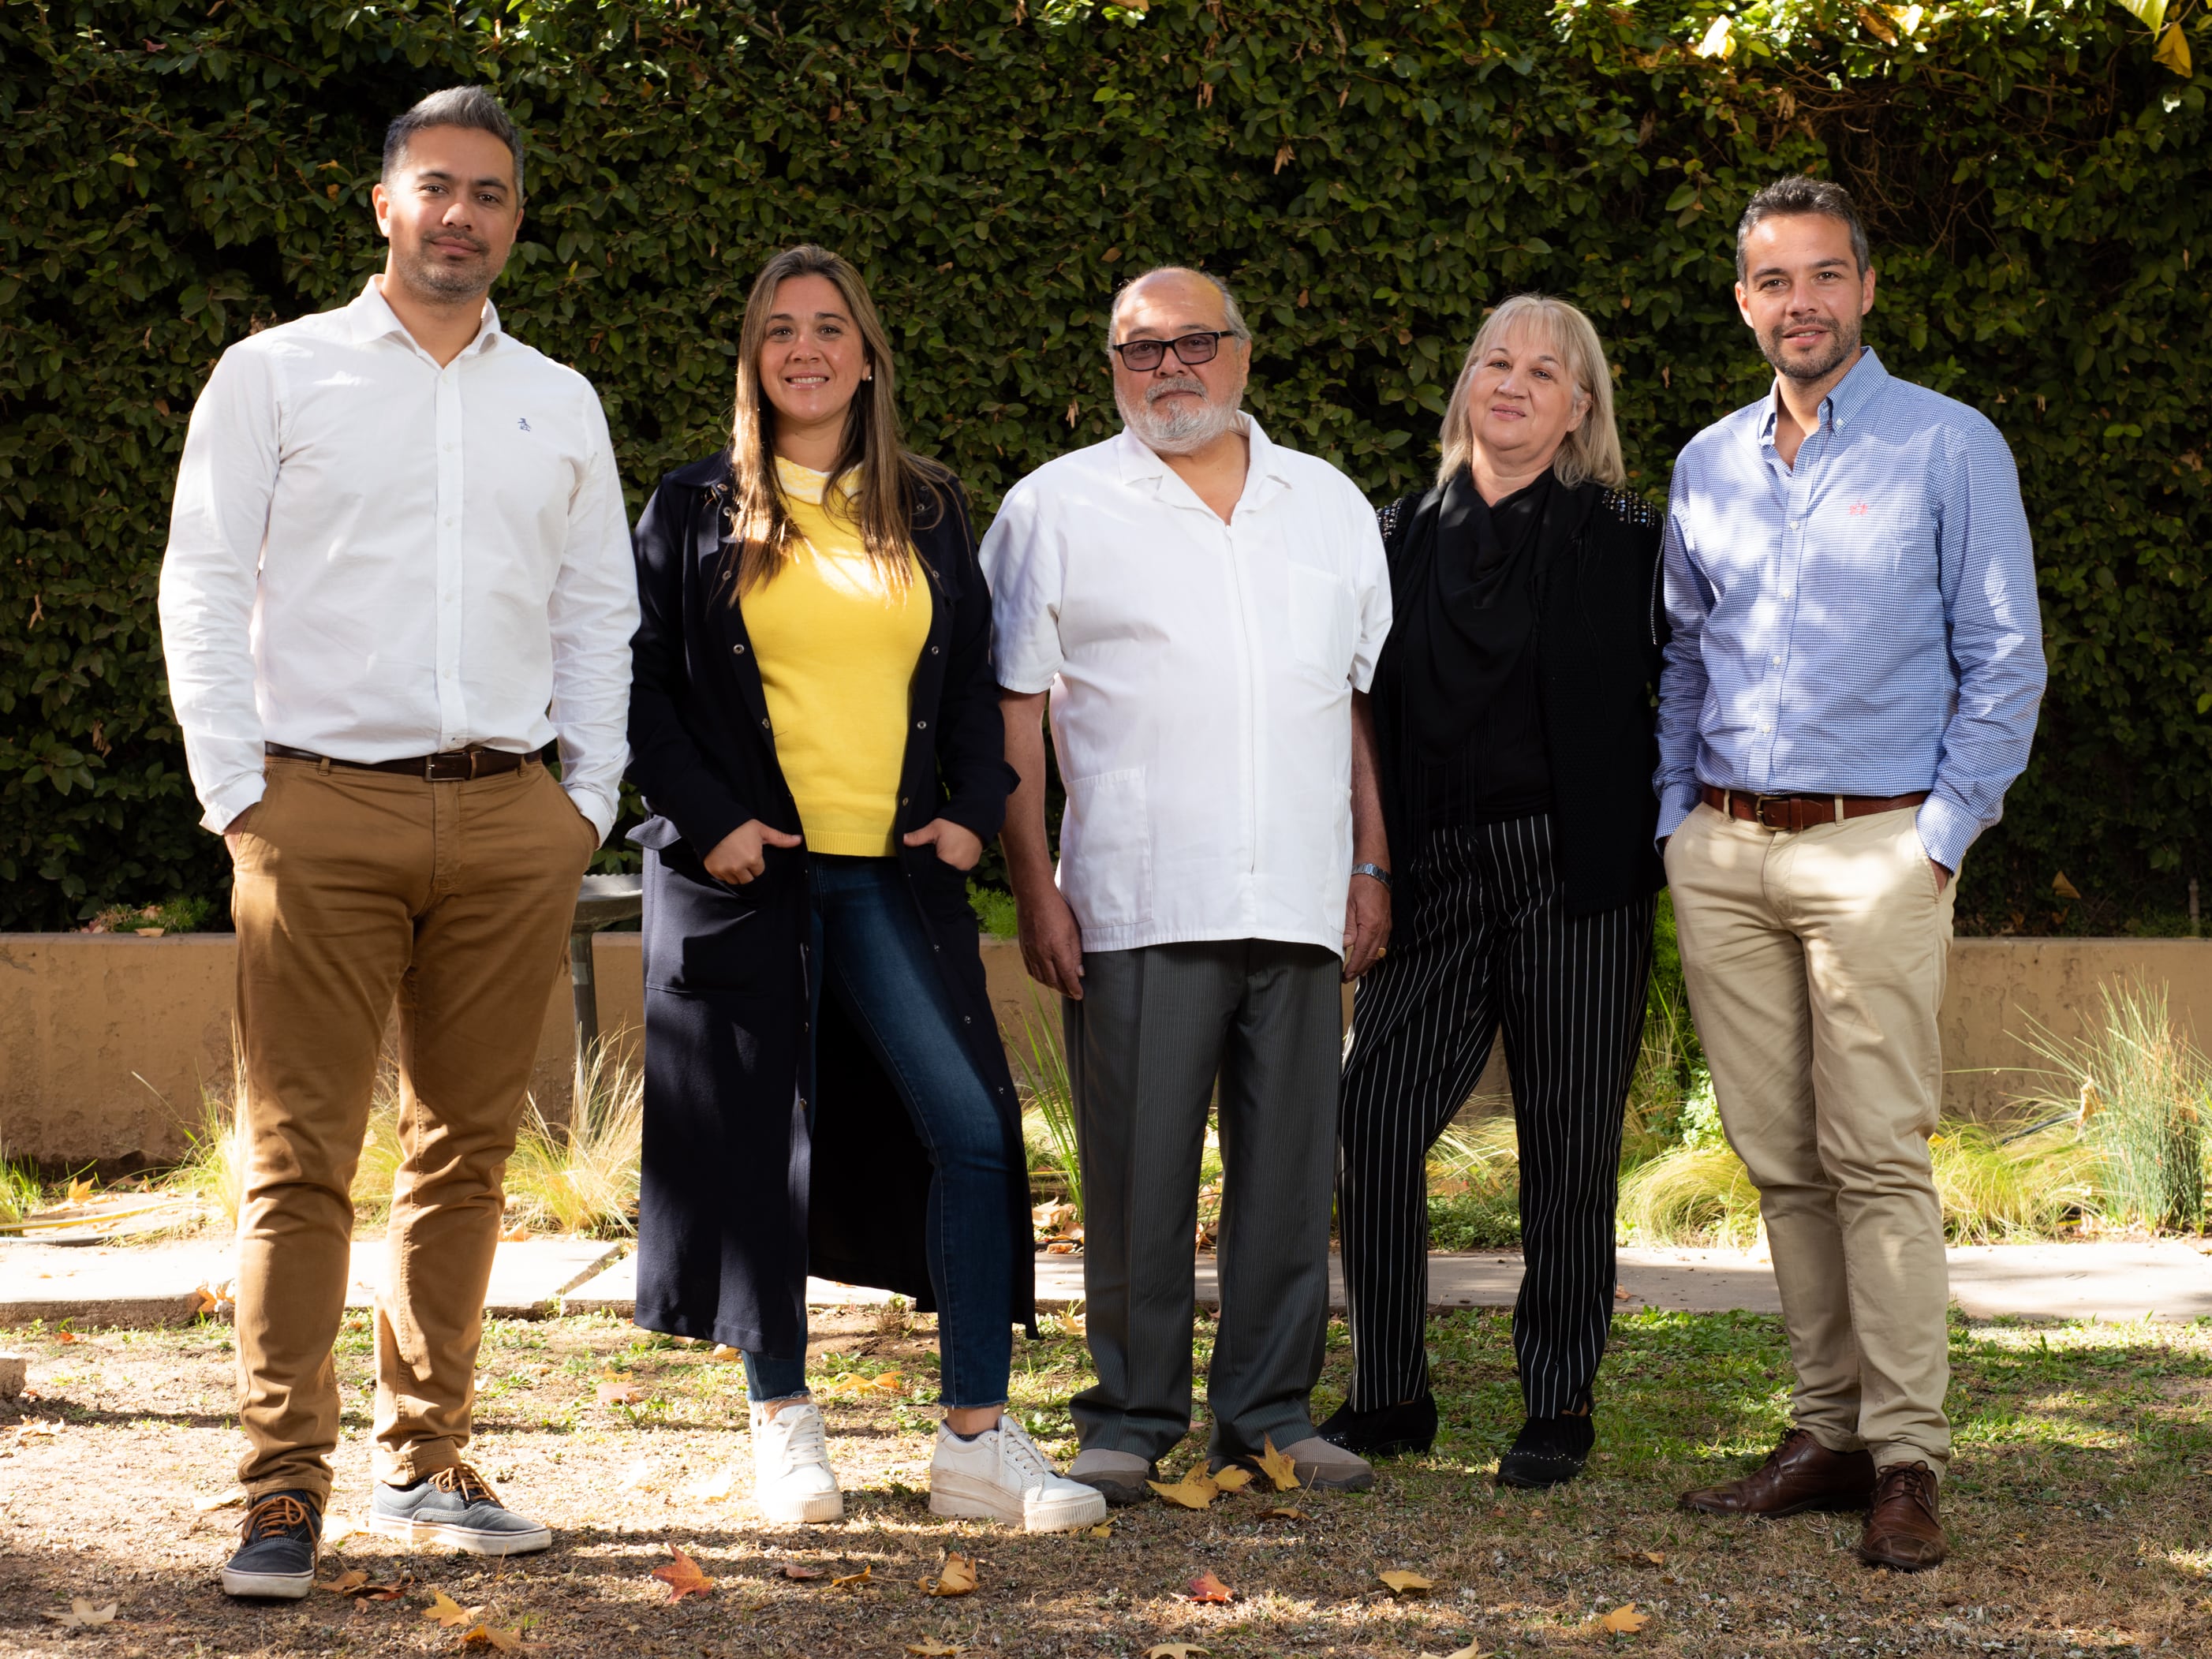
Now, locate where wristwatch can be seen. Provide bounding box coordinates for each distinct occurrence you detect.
[1351,862,1393,891]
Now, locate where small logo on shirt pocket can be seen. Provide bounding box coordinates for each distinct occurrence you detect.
[517,417,533,432]
[1845,501,1870,516]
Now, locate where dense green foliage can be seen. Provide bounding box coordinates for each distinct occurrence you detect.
[2,0,2205,932]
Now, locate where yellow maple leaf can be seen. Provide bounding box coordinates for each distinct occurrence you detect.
[1378,1568,1435,1596]
[923,1553,977,1597]
[1209,1466,1254,1493]
[829,1565,872,1590]
[421,1590,476,1629]
[595,1377,645,1407]
[1263,1504,1308,1520]
[1087,1520,1113,1538]
[1147,1467,1220,1510]
[459,1624,528,1653]
[1597,1602,1651,1634]
[1255,1436,1302,1492]
[1145,1646,1209,1659]
[317,1569,369,1595]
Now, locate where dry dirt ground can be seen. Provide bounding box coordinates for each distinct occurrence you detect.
[2,1301,2208,1657]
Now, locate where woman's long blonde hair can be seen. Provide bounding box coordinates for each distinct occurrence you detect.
[1436,293,1626,490]
[724,245,946,595]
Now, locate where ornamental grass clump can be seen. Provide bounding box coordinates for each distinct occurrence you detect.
[1011,991,1083,1220]
[503,1040,645,1238]
[2015,980,2209,1234]
[158,1041,251,1228]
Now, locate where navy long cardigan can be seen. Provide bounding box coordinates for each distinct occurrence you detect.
[624,451,1030,1356]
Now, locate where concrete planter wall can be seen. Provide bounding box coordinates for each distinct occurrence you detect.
[2,932,2207,1168]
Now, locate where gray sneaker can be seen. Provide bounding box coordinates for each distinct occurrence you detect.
[368,1464,551,1556]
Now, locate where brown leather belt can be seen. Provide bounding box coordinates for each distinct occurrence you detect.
[266,742,532,782]
[1700,783,1927,833]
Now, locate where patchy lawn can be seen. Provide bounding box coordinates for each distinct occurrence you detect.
[1,1298,2207,1657]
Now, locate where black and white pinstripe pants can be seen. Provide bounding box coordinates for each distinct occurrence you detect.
[1338,814,1654,1419]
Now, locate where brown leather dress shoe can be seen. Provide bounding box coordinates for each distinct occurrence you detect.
[1858,1461,1947,1570]
[1677,1427,1878,1517]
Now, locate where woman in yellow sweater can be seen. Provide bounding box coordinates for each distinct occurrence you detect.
[625,247,1104,1534]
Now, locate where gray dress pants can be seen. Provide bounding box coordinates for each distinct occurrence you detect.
[1063,939,1343,1463]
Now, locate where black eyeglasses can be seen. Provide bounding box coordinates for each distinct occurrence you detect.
[1108,331,1235,372]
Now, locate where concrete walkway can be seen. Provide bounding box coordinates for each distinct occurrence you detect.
[2,1237,2205,1329]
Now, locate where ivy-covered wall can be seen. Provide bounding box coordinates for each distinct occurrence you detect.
[2,0,2206,935]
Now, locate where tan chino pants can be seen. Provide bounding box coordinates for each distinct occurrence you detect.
[228,755,596,1501]
[1665,802,1955,1478]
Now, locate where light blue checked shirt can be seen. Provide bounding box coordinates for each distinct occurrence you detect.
[1654,349,2045,872]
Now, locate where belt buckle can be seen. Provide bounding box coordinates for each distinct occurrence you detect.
[1752,794,1790,831]
[424,751,473,783]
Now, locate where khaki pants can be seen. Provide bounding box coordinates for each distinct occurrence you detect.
[228,754,596,1500]
[1665,801,1955,1478]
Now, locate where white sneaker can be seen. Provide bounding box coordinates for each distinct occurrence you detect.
[750,1399,843,1523]
[929,1418,1109,1534]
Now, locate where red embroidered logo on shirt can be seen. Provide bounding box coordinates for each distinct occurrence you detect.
[1845,502,1870,516]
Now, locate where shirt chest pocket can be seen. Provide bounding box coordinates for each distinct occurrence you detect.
[1285,562,1354,684]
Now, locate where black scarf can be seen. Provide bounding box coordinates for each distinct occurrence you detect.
[1395,467,1560,757]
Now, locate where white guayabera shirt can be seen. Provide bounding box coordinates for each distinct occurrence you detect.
[158,278,639,837]
[981,417,1392,958]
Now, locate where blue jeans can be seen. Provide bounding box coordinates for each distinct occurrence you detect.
[745,854,1014,1410]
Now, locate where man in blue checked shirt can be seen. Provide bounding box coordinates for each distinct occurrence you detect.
[1658,177,2045,1571]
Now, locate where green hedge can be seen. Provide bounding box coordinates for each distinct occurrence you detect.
[2,0,2206,934]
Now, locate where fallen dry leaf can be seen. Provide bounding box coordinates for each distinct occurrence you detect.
[1044,1239,1078,1254]
[1378,1568,1435,1596]
[1145,1647,1209,1659]
[65,1177,95,1205]
[1209,1466,1254,1493]
[1086,1520,1113,1538]
[192,1490,246,1513]
[1263,1505,1309,1521]
[905,1645,969,1657]
[1614,1549,1665,1566]
[499,1225,531,1243]
[1418,1646,1493,1659]
[651,1546,716,1602]
[319,1570,370,1595]
[780,1564,828,1581]
[459,1624,528,1652]
[1147,1467,1220,1510]
[422,1590,476,1629]
[1185,1571,1235,1604]
[923,1553,977,1597]
[190,1283,228,1316]
[40,1600,117,1628]
[819,1369,904,1398]
[53,1330,77,1345]
[828,1565,872,1590]
[595,1377,645,1407]
[1597,1603,1651,1634]
[1255,1436,1301,1492]
[682,1465,741,1501]
[708,1344,741,1362]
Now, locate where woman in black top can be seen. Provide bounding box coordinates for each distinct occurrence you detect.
[1319,295,1665,1487]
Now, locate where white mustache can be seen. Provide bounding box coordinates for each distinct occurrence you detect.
[1145,375,1208,404]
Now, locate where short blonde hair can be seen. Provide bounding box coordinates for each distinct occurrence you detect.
[1437,294,1625,490]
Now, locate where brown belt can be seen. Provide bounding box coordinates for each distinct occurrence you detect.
[1700,783,1927,833]
[266,742,533,782]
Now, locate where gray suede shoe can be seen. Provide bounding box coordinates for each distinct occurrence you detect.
[1067,1448,1156,1507]
[1216,1436,1376,1493]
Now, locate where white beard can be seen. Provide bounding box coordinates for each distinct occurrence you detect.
[1116,374,1246,456]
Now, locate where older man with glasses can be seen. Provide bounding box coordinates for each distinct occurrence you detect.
[983,267,1393,1504]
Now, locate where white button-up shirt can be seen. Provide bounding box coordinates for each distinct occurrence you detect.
[981,419,1391,957]
[158,278,639,836]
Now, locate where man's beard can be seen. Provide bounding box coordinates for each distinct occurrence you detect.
[1116,372,1245,455]
[1758,311,1859,383]
[394,234,503,304]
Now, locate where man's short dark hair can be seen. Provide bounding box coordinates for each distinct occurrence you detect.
[1735,176,1870,283]
[383,87,525,197]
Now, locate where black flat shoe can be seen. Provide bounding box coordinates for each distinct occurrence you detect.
[1314,1393,1438,1459]
[1496,1414,1596,1489]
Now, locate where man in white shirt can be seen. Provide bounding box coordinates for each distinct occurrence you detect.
[985,267,1393,1502]
[157,88,637,1597]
